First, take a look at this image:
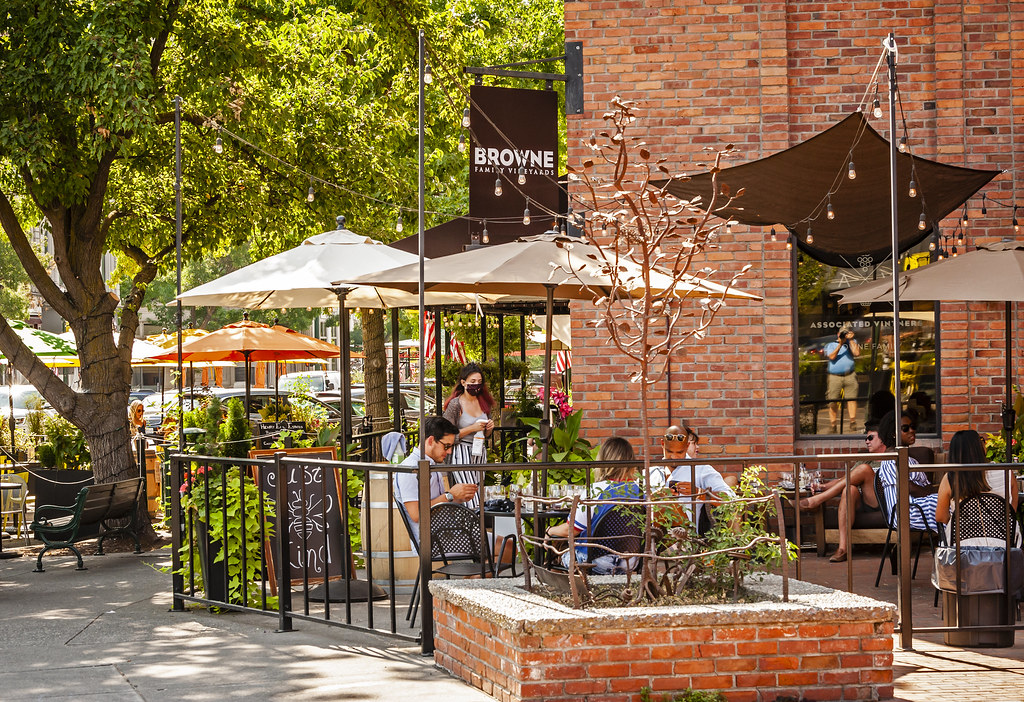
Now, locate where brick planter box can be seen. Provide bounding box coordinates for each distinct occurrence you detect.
[430,574,895,702]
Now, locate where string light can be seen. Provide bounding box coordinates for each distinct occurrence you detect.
[458,133,466,153]
[848,160,856,180]
[395,214,403,233]
[898,136,907,153]
[423,58,432,84]
[957,230,964,245]
[213,134,224,154]
[928,238,936,251]
[872,98,883,119]
[918,212,927,230]
[307,182,315,203]
[952,245,958,257]
[770,226,777,243]
[517,167,526,186]
[826,201,835,220]
[981,194,987,215]
[805,224,814,245]
[786,236,793,251]
[494,177,502,197]
[481,219,489,244]
[961,205,969,227]
[461,107,471,128]
[937,250,945,261]
[523,199,531,225]
[908,179,917,198]
[1014,204,1019,233]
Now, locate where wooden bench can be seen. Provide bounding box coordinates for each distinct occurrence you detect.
[30,478,143,572]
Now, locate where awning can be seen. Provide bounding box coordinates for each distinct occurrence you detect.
[659,112,1000,268]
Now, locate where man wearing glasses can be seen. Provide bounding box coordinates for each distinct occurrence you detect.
[393,416,478,542]
[658,422,735,533]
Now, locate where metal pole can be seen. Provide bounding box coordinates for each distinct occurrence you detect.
[885,33,903,437]
[336,289,352,459]
[174,97,184,453]
[391,309,402,433]
[418,29,426,449]
[540,285,555,463]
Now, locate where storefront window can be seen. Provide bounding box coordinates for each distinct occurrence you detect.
[796,252,938,436]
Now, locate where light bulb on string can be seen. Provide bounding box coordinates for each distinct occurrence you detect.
[395,214,403,233]
[898,136,907,153]
[908,179,917,198]
[805,224,813,245]
[872,98,883,119]
[918,212,927,230]
[458,133,466,153]
[770,226,777,243]
[481,219,489,244]
[827,201,835,220]
[523,199,531,225]
[961,206,969,227]
[494,178,502,197]
[785,236,793,251]
[952,245,958,257]
[1014,205,1019,233]
[848,160,856,180]
[213,134,224,154]
[928,238,936,251]
[517,167,526,186]
[981,195,987,215]
[307,183,315,203]
[423,60,432,84]
[957,231,964,246]
[937,250,945,261]
[461,108,470,128]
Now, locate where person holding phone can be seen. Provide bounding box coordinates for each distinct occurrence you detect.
[825,324,861,433]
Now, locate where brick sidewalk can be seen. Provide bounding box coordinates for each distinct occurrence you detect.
[894,637,1024,702]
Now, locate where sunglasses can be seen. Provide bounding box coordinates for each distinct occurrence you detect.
[901,424,916,432]
[865,434,879,442]
[664,433,699,443]
[438,440,455,452]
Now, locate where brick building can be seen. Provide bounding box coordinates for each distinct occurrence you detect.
[565,1,1023,460]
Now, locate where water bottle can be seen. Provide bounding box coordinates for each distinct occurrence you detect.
[390,444,405,465]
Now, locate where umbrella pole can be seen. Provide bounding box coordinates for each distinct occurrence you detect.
[391,309,401,433]
[541,285,554,467]
[333,289,352,460]
[243,351,252,438]
[1004,300,1015,459]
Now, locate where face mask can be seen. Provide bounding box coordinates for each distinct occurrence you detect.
[465,384,482,397]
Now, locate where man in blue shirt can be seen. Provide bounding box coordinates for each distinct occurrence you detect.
[825,324,861,433]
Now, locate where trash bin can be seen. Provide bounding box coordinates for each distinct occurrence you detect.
[942,591,1015,647]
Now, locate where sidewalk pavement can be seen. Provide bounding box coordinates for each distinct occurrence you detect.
[3,542,1024,701]
[0,546,490,701]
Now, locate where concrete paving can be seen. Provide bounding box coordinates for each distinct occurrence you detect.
[0,545,490,701]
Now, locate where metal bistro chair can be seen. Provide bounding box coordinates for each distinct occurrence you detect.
[582,502,645,573]
[1,473,30,546]
[874,472,936,587]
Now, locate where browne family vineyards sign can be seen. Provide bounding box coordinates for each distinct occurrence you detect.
[468,84,559,243]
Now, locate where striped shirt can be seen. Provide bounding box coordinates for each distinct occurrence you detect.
[875,458,938,532]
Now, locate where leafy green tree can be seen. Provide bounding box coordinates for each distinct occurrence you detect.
[0,234,30,319]
[0,0,564,524]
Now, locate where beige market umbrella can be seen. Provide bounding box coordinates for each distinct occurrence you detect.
[346,233,761,459]
[834,240,1024,414]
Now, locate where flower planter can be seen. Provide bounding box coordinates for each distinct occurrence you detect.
[430,574,896,702]
[194,519,229,603]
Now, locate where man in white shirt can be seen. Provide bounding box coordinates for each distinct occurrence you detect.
[393,416,477,542]
[657,423,735,533]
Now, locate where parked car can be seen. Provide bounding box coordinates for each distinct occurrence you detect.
[315,386,436,422]
[277,370,340,394]
[141,387,344,430]
[0,384,52,425]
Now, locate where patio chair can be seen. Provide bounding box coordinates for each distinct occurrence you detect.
[553,502,645,575]
[874,472,936,587]
[1,474,30,546]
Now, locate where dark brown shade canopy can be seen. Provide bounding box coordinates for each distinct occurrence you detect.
[660,113,1000,268]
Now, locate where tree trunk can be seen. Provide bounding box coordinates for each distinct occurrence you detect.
[361,308,390,432]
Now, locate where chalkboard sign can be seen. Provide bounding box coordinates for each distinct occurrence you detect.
[249,446,343,590]
[256,421,307,449]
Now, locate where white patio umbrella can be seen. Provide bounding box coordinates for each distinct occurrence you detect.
[834,240,1024,414]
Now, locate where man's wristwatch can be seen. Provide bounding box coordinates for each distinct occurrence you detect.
[444,491,454,503]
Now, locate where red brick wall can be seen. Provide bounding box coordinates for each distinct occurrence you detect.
[434,594,895,702]
[565,1,1024,459]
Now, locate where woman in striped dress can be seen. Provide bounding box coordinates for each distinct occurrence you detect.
[442,363,495,510]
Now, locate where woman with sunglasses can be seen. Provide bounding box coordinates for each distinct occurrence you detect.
[441,363,495,509]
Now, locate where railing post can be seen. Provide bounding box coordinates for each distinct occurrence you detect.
[897,445,913,649]
[170,453,184,611]
[418,457,434,655]
[275,451,293,632]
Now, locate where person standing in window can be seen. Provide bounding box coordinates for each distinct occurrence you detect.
[442,363,494,510]
[825,325,861,433]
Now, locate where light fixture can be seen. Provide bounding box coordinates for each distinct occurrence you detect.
[395,215,403,233]
[873,98,883,119]
[962,206,969,226]
[523,199,531,225]
[494,177,502,197]
[805,224,813,245]
[928,238,936,251]
[937,250,945,261]
[307,184,315,203]
[517,167,526,186]
[786,236,793,251]
[918,212,927,230]
[567,207,574,228]
[908,179,917,198]
[827,201,835,220]
[957,231,964,245]
[898,136,907,153]
[981,194,987,215]
[1014,205,1019,233]
[481,219,489,244]
[423,60,432,84]
[725,221,733,234]
[770,226,777,243]
[213,134,224,154]
[952,245,958,257]
[461,107,470,128]
[458,133,466,153]
[848,160,856,180]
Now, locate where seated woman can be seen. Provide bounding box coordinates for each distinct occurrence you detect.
[546,437,641,574]
[936,429,1020,546]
